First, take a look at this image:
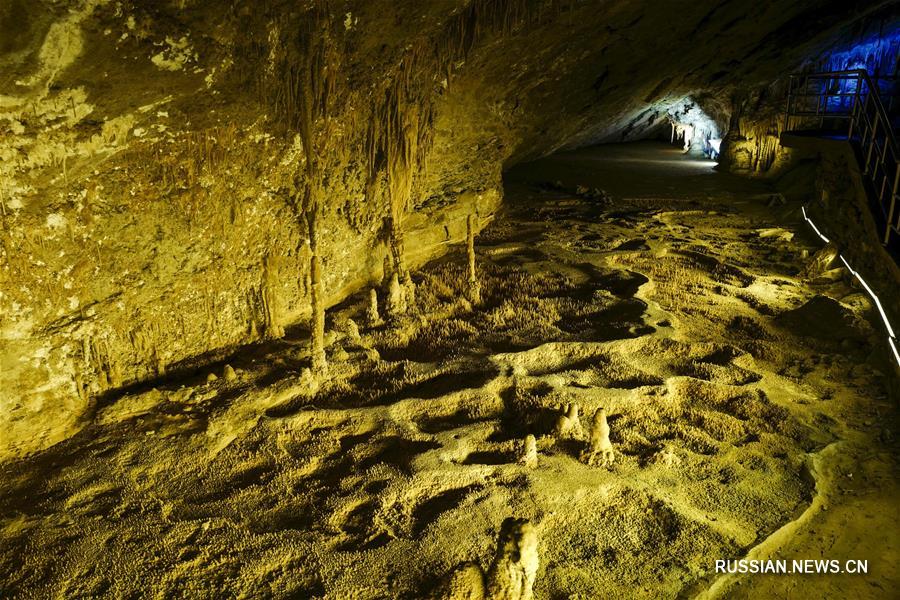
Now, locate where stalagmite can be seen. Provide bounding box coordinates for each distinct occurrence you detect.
[486,518,539,600]
[566,404,583,437]
[466,214,481,304]
[582,408,614,466]
[520,434,538,469]
[367,288,383,327]
[433,518,539,600]
[403,271,417,309]
[223,364,237,382]
[262,254,285,339]
[387,271,407,317]
[310,254,327,375]
[342,317,361,343]
[554,403,583,439]
[553,412,569,439]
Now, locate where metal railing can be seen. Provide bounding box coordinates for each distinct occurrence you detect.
[784,69,899,246]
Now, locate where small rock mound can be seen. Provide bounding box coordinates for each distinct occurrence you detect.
[777,295,868,341]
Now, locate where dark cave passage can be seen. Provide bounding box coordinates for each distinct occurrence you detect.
[504,141,765,200]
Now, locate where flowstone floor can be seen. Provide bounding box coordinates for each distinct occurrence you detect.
[2,142,897,599]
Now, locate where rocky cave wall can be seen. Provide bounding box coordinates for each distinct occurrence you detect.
[719,7,900,176]
[1,0,895,460]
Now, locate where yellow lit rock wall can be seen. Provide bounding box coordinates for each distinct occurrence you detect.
[1,0,889,459]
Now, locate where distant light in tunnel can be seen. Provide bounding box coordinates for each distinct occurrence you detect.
[664,97,720,160]
[802,207,899,367]
[707,138,721,161]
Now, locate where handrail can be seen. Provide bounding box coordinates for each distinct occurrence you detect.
[857,70,897,151]
[784,68,900,246]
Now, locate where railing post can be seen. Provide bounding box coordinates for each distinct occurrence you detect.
[847,73,860,140]
[784,76,793,132]
[815,91,823,129]
[860,93,872,148]
[821,75,828,128]
[787,69,899,246]
[886,165,899,245]
[865,112,880,175]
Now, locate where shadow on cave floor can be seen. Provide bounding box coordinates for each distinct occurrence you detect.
[2,141,898,600]
[504,140,772,200]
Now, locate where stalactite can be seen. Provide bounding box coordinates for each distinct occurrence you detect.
[310,253,327,375]
[155,349,166,377]
[721,86,787,175]
[301,185,328,375]
[382,255,393,288]
[264,1,343,374]
[359,0,550,295]
[250,0,555,347]
[261,253,285,339]
[466,214,481,304]
[73,372,89,404]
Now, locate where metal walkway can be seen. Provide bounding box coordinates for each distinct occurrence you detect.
[783,69,899,246]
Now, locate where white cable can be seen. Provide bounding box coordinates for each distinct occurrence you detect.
[802,205,899,366]
[890,337,900,366]
[837,255,896,339]
[801,206,830,243]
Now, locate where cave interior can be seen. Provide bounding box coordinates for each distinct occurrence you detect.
[1,1,900,598]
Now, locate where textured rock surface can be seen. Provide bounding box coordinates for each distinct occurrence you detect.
[2,144,895,598]
[0,0,894,459]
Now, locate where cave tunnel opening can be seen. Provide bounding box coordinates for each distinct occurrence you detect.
[1,1,899,599]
